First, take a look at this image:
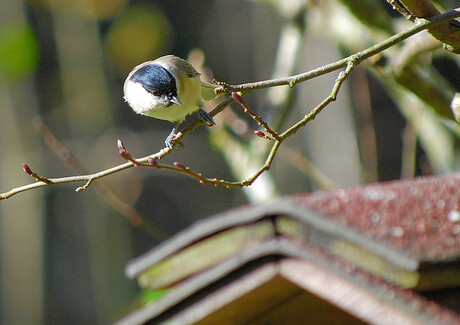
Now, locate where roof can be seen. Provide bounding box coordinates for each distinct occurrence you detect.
[116,174,460,325]
[292,173,460,261]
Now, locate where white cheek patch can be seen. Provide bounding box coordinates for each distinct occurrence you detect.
[124,82,162,115]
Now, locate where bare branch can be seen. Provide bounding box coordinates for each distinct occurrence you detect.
[215,8,460,94]
[388,1,460,52]
[280,60,356,139]
[232,93,281,141]
[1,8,459,201]
[386,0,415,21]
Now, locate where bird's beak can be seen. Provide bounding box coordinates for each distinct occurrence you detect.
[170,96,182,106]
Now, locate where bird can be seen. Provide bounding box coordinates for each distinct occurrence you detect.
[123,55,218,148]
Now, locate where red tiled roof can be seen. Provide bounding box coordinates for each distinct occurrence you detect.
[292,174,460,261]
[118,174,460,325]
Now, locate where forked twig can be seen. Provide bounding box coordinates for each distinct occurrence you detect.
[1,8,459,200]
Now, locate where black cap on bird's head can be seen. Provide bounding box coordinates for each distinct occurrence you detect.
[130,64,182,106]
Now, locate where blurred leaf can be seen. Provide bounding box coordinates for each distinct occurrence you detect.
[137,289,171,306]
[0,23,39,80]
[105,5,173,72]
[338,0,393,33]
[386,83,456,173]
[77,0,128,20]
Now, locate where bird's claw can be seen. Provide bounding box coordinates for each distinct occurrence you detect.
[198,108,215,126]
[165,128,184,149]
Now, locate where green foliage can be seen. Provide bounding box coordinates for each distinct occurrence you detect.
[0,23,39,80]
[105,5,173,71]
[137,289,171,306]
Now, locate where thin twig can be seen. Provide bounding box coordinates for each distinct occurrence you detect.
[22,163,53,184]
[387,2,460,52]
[232,92,281,141]
[280,60,356,139]
[215,8,460,94]
[1,8,459,200]
[387,0,414,21]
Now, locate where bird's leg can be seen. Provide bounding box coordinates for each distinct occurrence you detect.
[165,122,184,149]
[165,127,176,149]
[198,108,215,126]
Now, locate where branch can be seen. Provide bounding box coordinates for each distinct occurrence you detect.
[388,1,460,52]
[32,117,169,238]
[280,60,356,139]
[215,8,460,94]
[1,8,459,201]
[231,93,281,141]
[0,97,236,200]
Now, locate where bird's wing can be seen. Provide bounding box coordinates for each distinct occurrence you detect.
[201,81,218,101]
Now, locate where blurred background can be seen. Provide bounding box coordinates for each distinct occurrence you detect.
[0,0,459,324]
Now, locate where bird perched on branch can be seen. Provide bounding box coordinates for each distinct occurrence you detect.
[123,55,218,148]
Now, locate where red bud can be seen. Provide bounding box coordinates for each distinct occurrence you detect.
[22,164,33,175]
[148,157,159,167]
[254,130,266,138]
[119,149,131,159]
[232,92,243,103]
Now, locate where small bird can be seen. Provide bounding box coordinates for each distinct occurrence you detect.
[123,55,218,148]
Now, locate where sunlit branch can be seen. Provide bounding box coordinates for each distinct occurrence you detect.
[1,8,459,200]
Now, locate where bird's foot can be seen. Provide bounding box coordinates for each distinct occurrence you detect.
[165,127,184,149]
